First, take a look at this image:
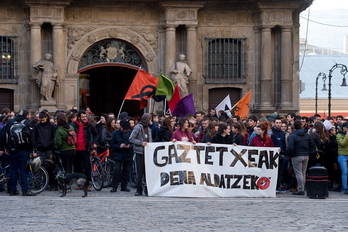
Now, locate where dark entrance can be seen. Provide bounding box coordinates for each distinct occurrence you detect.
[79,66,142,118]
[0,88,14,112]
[209,88,241,110]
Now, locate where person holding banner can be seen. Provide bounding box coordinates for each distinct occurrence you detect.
[249,123,274,147]
[171,118,196,143]
[129,113,153,196]
[211,123,233,144]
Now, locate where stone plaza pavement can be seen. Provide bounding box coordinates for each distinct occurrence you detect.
[0,187,347,232]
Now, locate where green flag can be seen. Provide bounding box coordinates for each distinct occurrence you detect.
[155,73,175,100]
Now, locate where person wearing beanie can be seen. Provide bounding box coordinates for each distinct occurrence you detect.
[129,113,152,196]
[109,120,132,193]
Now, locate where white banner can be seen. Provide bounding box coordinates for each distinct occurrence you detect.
[145,142,280,197]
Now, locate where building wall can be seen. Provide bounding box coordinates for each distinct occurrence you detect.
[0,0,313,115]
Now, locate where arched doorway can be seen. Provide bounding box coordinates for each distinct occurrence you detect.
[79,66,142,117]
[78,39,147,117]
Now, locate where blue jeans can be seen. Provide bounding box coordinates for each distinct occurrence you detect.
[9,150,31,193]
[338,155,348,190]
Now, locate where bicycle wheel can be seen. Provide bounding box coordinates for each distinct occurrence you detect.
[91,160,104,191]
[102,160,115,188]
[29,166,49,194]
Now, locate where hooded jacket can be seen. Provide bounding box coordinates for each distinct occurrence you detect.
[31,121,56,151]
[55,123,76,151]
[287,128,316,157]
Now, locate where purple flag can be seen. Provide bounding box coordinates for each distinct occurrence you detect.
[172,94,195,117]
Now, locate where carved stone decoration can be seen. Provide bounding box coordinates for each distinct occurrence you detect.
[108,29,119,38]
[130,36,140,45]
[71,51,81,61]
[130,28,158,52]
[87,35,96,44]
[145,54,155,62]
[67,27,95,49]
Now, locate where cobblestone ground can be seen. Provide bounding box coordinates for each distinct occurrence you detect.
[1,187,348,232]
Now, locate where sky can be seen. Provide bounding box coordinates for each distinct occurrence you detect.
[308,0,348,10]
[300,0,348,53]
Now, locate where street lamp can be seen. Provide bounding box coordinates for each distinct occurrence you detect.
[326,63,348,118]
[315,72,327,114]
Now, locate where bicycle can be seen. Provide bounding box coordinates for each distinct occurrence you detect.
[0,160,49,194]
[97,143,115,188]
[90,149,104,191]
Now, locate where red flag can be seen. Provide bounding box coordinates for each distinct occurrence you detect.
[168,83,181,113]
[124,69,159,109]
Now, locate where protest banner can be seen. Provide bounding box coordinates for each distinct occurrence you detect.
[145,142,280,198]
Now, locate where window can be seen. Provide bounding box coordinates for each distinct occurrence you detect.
[205,38,246,84]
[0,36,17,83]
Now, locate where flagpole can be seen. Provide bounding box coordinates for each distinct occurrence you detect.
[117,100,126,119]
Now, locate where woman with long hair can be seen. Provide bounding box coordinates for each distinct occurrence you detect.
[211,123,233,144]
[249,122,274,147]
[102,117,117,146]
[155,117,174,142]
[55,113,76,173]
[201,121,219,143]
[308,121,329,167]
[231,122,244,145]
[171,117,196,143]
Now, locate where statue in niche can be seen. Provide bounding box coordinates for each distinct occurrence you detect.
[170,54,192,98]
[32,53,58,102]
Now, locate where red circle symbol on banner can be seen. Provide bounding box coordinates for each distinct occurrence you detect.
[257,177,270,190]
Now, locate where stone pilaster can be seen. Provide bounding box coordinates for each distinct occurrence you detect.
[29,22,42,111]
[165,26,176,76]
[187,25,197,106]
[260,26,272,108]
[281,27,293,107]
[53,23,67,110]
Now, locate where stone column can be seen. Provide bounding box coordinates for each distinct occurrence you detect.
[281,27,293,107]
[165,26,176,76]
[186,25,197,106]
[53,23,67,111]
[29,23,42,111]
[260,26,272,108]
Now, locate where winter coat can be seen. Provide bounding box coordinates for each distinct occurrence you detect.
[129,123,152,155]
[230,133,244,145]
[154,126,172,142]
[211,132,233,144]
[55,123,76,151]
[1,115,32,151]
[110,129,132,161]
[336,133,348,156]
[271,127,286,153]
[31,121,56,151]
[249,135,274,147]
[287,128,316,157]
[71,119,98,152]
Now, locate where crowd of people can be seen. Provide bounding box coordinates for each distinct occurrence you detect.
[0,106,348,196]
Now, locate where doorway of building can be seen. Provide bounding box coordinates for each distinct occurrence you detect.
[0,88,14,112]
[79,66,143,118]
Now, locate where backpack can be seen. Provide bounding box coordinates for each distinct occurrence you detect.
[66,128,77,146]
[9,119,31,148]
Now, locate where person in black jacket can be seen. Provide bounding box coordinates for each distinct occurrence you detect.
[271,118,287,192]
[211,123,233,144]
[31,111,57,190]
[0,109,36,196]
[155,117,174,142]
[287,120,316,195]
[109,120,132,193]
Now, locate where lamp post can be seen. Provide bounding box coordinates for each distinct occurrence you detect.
[326,63,348,118]
[315,72,327,114]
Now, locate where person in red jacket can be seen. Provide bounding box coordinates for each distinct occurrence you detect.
[249,123,274,147]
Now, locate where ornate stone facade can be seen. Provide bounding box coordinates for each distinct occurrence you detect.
[0,0,313,116]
